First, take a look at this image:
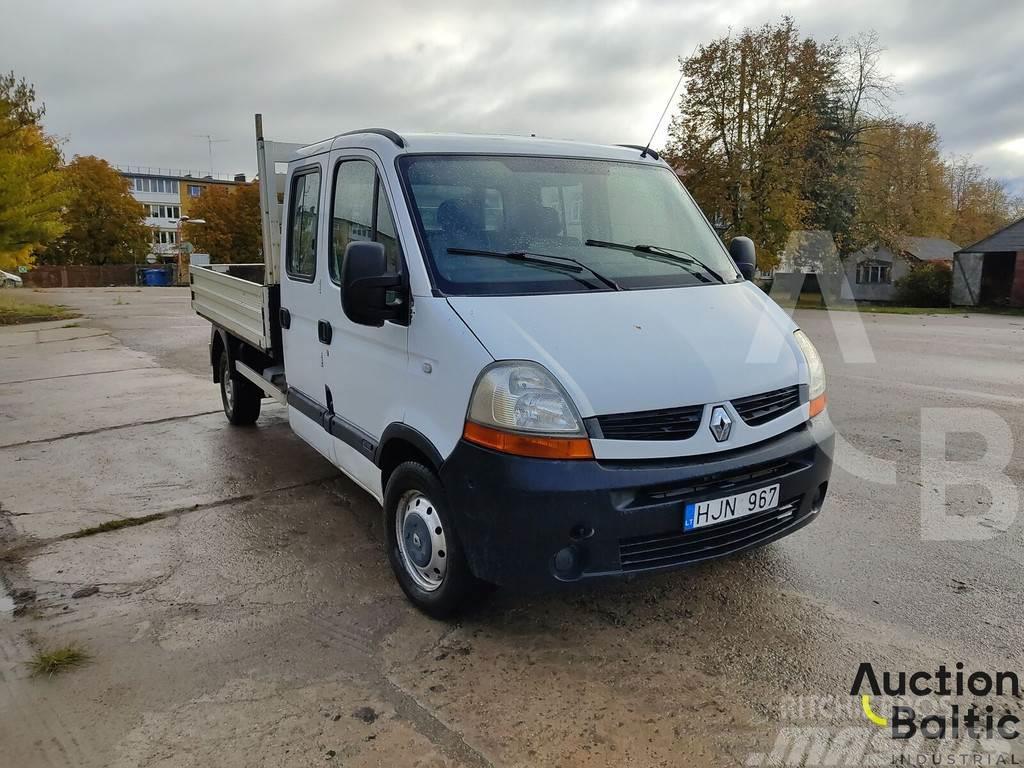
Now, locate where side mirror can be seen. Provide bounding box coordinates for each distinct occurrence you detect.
[340,241,404,326]
[729,237,756,281]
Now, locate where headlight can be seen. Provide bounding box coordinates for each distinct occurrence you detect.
[464,361,593,459]
[793,329,827,416]
[468,361,584,434]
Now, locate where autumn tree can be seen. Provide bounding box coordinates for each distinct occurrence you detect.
[852,121,950,249]
[666,20,1019,262]
[665,17,839,267]
[42,155,151,265]
[0,72,67,270]
[945,155,1023,246]
[183,182,261,263]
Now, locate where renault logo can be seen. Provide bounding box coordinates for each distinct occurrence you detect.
[709,406,732,442]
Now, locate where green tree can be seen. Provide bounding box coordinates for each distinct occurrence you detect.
[665,17,839,268]
[42,155,150,265]
[894,262,952,307]
[183,182,262,263]
[0,72,67,270]
[802,31,896,254]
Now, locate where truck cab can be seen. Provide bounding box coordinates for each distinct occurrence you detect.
[192,119,834,617]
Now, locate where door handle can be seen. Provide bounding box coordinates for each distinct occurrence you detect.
[279,307,291,329]
[317,320,333,345]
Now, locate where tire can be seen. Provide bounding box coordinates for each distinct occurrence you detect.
[218,349,261,426]
[384,461,482,618]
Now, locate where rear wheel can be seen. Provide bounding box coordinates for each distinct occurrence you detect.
[219,349,261,425]
[384,461,482,618]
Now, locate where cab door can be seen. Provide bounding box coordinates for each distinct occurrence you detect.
[279,158,335,461]
[322,150,409,499]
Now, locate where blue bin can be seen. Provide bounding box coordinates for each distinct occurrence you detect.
[143,268,171,286]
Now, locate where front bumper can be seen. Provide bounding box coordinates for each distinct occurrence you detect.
[439,416,834,590]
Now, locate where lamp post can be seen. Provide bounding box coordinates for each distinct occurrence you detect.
[176,216,206,285]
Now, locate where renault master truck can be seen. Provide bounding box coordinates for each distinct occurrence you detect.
[190,115,834,617]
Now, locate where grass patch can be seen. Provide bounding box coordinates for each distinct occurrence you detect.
[0,292,78,325]
[28,645,91,677]
[69,513,166,538]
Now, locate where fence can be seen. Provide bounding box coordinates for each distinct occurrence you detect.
[21,265,179,288]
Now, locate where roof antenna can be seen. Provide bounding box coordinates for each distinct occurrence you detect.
[640,65,687,158]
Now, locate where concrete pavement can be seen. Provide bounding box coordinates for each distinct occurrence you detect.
[1,287,1023,766]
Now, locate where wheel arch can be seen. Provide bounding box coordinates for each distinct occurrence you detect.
[210,326,231,383]
[376,424,445,490]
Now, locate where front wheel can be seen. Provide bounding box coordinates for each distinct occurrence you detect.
[384,461,482,618]
[219,349,261,425]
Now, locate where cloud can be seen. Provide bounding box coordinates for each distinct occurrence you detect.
[4,0,1023,189]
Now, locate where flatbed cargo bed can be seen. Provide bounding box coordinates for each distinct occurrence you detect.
[188,115,304,360]
[190,263,273,353]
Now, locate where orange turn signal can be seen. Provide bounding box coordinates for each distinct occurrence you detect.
[809,392,827,418]
[463,421,594,460]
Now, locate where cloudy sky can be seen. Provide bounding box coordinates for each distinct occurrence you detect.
[5,0,1024,191]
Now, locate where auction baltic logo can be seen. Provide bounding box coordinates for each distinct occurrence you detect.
[744,663,1022,767]
[851,662,1021,741]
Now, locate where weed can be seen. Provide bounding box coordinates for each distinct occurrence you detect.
[28,645,91,677]
[69,513,166,538]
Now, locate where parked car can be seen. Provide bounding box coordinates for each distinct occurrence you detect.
[190,115,834,617]
[0,269,23,287]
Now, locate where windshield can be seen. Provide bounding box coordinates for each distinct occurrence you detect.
[398,154,741,296]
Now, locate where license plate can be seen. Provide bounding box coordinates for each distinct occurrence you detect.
[684,484,780,531]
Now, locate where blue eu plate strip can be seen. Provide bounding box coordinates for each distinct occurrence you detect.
[684,503,695,531]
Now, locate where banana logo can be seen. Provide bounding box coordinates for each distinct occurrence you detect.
[861,695,887,727]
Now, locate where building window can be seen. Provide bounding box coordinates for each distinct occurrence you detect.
[148,205,181,219]
[188,185,202,198]
[856,261,892,285]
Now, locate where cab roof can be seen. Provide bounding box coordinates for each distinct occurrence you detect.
[294,130,664,164]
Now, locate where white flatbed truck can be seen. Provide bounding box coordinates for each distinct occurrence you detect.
[191,115,834,617]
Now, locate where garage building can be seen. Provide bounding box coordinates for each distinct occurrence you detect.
[952,217,1024,306]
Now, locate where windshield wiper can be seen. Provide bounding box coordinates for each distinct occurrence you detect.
[584,239,727,284]
[447,248,621,291]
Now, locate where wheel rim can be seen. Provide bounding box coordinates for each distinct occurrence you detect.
[222,359,234,412]
[396,490,448,592]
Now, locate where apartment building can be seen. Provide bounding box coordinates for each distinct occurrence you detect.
[117,167,248,261]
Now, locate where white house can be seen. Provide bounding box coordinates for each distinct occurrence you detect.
[840,237,959,302]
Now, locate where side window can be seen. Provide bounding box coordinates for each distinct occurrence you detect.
[376,184,400,272]
[330,160,375,282]
[286,169,321,281]
[330,159,403,282]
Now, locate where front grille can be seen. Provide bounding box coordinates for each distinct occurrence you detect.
[731,386,801,426]
[595,404,704,441]
[636,453,810,504]
[618,495,805,571]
